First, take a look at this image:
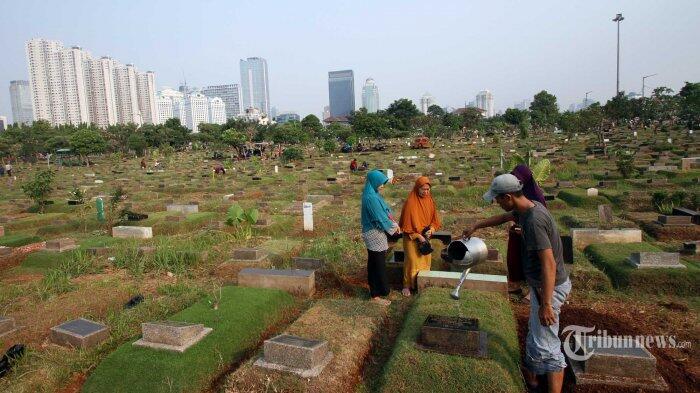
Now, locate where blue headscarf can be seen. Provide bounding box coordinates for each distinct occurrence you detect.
[361,170,395,232]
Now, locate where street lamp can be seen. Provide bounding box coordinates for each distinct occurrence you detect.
[613,13,624,95]
[585,91,592,108]
[642,73,657,98]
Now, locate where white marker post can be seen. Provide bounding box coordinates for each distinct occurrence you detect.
[386,169,393,180]
[303,202,313,231]
[274,165,278,173]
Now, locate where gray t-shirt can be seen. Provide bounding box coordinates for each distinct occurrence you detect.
[513,201,569,288]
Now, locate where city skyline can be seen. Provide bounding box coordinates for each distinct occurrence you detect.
[1,1,699,124]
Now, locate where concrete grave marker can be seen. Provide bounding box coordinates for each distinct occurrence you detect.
[112,226,153,239]
[291,257,325,270]
[50,318,110,349]
[628,252,686,269]
[418,315,487,358]
[303,202,313,231]
[166,204,198,214]
[45,238,78,252]
[237,268,315,296]
[0,316,21,339]
[231,248,268,262]
[586,188,599,197]
[254,334,332,377]
[598,205,613,225]
[0,246,12,257]
[133,321,212,352]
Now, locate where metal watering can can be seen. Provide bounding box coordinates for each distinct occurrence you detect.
[446,237,488,267]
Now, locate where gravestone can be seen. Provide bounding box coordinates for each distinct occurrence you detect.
[417,271,507,293]
[252,217,271,228]
[222,194,235,201]
[418,315,487,358]
[431,231,453,245]
[231,248,267,262]
[45,238,77,252]
[672,207,700,225]
[112,226,153,239]
[166,204,198,214]
[561,235,574,264]
[0,246,11,257]
[569,335,667,390]
[254,334,332,378]
[86,247,110,256]
[598,205,613,225]
[237,268,315,296]
[571,229,642,249]
[0,317,20,338]
[166,215,185,222]
[50,318,110,349]
[598,181,617,188]
[586,188,599,197]
[628,252,686,269]
[291,257,325,270]
[486,249,500,261]
[133,321,212,352]
[655,215,692,226]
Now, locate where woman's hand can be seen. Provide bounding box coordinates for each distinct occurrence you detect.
[425,228,434,237]
[417,234,426,243]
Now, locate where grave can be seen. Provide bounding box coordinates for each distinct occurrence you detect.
[568,335,667,391]
[647,165,677,172]
[291,257,325,270]
[166,215,185,222]
[671,207,700,225]
[598,205,613,225]
[586,188,599,197]
[418,315,487,357]
[628,252,686,269]
[132,321,212,352]
[655,215,692,226]
[222,194,235,201]
[597,180,617,188]
[238,268,315,296]
[252,217,271,228]
[430,231,453,245]
[112,226,153,239]
[0,246,11,257]
[417,271,507,293]
[571,228,642,249]
[0,316,20,339]
[231,248,267,263]
[561,235,574,264]
[86,247,110,256]
[45,238,78,252]
[50,318,110,349]
[254,334,332,378]
[166,204,199,214]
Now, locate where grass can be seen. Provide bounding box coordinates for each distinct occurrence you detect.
[375,288,523,393]
[557,189,610,208]
[20,250,72,273]
[569,248,612,292]
[82,286,295,393]
[0,232,41,247]
[584,243,700,296]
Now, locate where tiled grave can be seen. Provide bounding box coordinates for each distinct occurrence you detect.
[655,215,693,227]
[672,207,700,225]
[237,268,315,296]
[291,257,325,270]
[628,252,686,269]
[112,226,153,239]
[133,321,212,352]
[50,318,110,349]
[418,315,487,357]
[254,334,332,378]
[166,204,199,214]
[231,248,267,263]
[45,238,77,252]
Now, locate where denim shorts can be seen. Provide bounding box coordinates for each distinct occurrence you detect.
[524,279,572,374]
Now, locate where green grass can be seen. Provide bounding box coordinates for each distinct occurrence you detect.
[0,232,41,247]
[82,286,295,393]
[584,243,700,296]
[557,189,610,208]
[569,249,612,292]
[20,250,72,273]
[376,288,523,393]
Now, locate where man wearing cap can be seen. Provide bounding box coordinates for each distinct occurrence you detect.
[462,174,571,393]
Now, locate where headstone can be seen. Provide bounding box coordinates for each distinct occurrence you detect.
[254,334,332,378]
[418,315,487,357]
[50,318,110,349]
[0,246,12,257]
[598,205,613,225]
[561,235,574,264]
[291,257,325,270]
[670,207,700,225]
[166,204,198,214]
[303,202,313,231]
[486,249,500,261]
[223,194,235,201]
[628,252,686,269]
[86,247,110,256]
[45,238,78,252]
[417,271,507,293]
[112,226,153,239]
[231,248,267,262]
[237,268,315,296]
[656,215,692,226]
[133,321,212,352]
[0,317,20,338]
[586,188,599,197]
[571,229,642,249]
[166,215,185,222]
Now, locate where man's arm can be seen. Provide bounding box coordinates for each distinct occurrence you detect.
[537,248,558,326]
[462,212,514,238]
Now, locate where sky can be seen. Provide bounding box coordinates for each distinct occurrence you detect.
[1,0,699,123]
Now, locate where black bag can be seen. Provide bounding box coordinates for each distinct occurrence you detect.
[416,226,434,255]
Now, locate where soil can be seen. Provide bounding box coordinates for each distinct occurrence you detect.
[513,295,699,393]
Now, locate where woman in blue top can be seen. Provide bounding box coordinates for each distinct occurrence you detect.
[361,170,400,306]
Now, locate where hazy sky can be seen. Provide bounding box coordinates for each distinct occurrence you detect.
[1,0,699,123]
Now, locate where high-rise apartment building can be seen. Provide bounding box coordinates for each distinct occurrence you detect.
[362,78,379,113]
[209,97,226,125]
[328,70,355,118]
[476,90,495,118]
[420,93,436,114]
[25,38,157,128]
[155,95,173,124]
[239,57,270,114]
[184,92,209,133]
[274,112,300,124]
[0,116,7,130]
[158,88,184,123]
[202,84,241,119]
[9,80,34,125]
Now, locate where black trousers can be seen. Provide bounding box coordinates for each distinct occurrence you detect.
[367,249,389,297]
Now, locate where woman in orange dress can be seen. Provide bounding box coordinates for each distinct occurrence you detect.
[398,176,441,296]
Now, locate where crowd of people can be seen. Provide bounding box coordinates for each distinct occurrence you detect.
[359,164,570,393]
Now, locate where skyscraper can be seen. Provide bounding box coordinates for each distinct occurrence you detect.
[209,97,226,125]
[239,57,270,115]
[0,116,7,130]
[475,90,495,118]
[420,93,436,114]
[362,78,379,113]
[25,38,156,128]
[328,70,355,118]
[9,80,34,125]
[202,84,241,119]
[184,92,209,133]
[155,95,173,125]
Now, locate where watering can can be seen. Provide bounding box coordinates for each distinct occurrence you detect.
[446,237,488,267]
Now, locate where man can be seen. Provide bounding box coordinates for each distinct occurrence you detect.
[462,174,571,393]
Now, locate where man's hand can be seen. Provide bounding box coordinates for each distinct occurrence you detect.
[462,225,477,239]
[538,303,557,326]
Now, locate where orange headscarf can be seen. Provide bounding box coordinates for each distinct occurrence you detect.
[399,176,441,235]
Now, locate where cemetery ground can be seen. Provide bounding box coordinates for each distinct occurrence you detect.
[0,128,698,392]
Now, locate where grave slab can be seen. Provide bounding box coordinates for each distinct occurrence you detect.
[431,231,453,245]
[254,334,332,377]
[418,315,487,358]
[628,252,686,269]
[112,226,153,239]
[672,207,700,225]
[0,246,12,257]
[231,248,267,262]
[237,268,315,296]
[133,321,212,352]
[45,238,77,252]
[0,316,21,339]
[166,204,199,214]
[417,271,507,293]
[50,318,110,349]
[291,257,325,270]
[598,205,613,225]
[571,228,642,249]
[656,215,693,227]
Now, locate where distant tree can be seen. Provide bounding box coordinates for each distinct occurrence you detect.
[678,82,700,129]
[441,112,463,130]
[69,128,107,165]
[459,107,483,129]
[427,105,445,117]
[46,135,70,151]
[126,132,148,156]
[221,129,249,157]
[530,90,559,129]
[351,109,390,141]
[385,99,421,130]
[503,108,529,126]
[603,92,632,124]
[301,114,324,138]
[21,170,55,213]
[327,122,353,142]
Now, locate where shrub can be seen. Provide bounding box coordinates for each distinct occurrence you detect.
[21,170,55,213]
[281,147,303,163]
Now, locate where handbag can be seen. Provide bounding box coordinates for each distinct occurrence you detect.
[416,226,434,255]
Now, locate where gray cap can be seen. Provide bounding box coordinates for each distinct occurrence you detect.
[483,174,523,202]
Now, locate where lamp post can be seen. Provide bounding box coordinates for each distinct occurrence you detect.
[642,73,657,98]
[585,91,592,109]
[613,13,624,95]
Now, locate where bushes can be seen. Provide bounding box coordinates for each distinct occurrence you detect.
[281,147,303,163]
